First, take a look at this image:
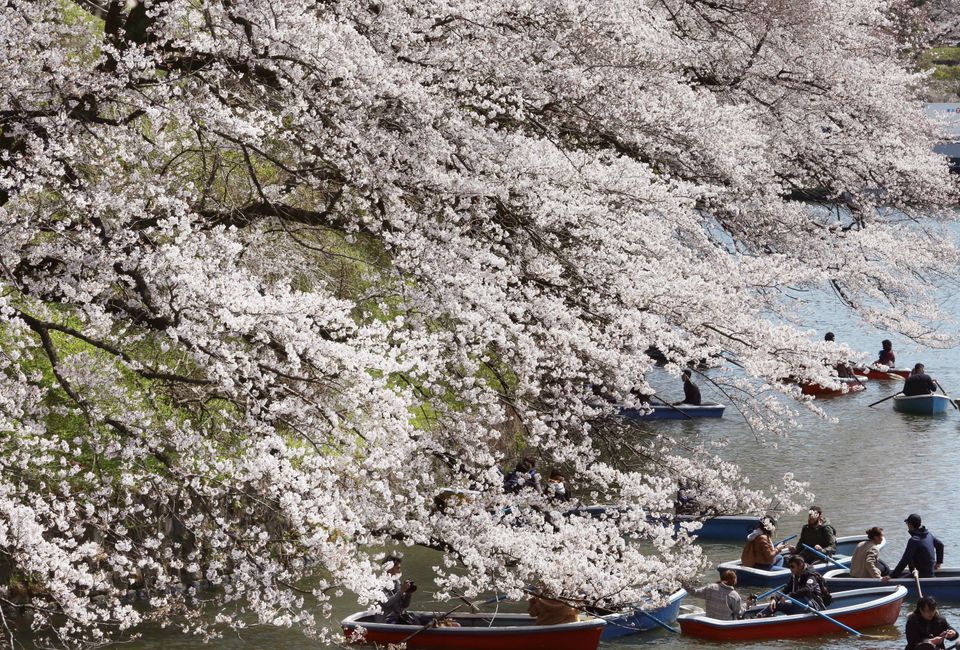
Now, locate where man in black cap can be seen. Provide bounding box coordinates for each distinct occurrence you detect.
[890,514,944,579]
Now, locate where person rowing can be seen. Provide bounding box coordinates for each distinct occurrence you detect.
[890,513,944,579]
[776,505,837,564]
[741,517,783,571]
[904,596,958,650]
[673,369,702,406]
[903,364,937,397]
[757,556,830,617]
[877,339,896,367]
[683,570,748,620]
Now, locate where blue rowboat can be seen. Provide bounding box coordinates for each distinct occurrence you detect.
[598,589,687,639]
[892,394,952,415]
[824,568,960,600]
[716,535,881,588]
[568,507,761,542]
[675,514,763,541]
[618,403,726,420]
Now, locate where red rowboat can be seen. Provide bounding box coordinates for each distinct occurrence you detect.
[853,366,910,380]
[800,377,867,396]
[342,611,605,650]
[677,586,905,641]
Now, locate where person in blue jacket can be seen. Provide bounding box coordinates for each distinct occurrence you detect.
[890,514,944,579]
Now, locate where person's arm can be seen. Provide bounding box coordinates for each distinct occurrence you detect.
[905,614,926,647]
[683,583,708,598]
[728,590,745,620]
[758,536,778,564]
[890,541,914,579]
[864,544,882,579]
[821,524,837,555]
[935,535,945,568]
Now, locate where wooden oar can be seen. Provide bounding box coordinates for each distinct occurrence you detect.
[650,395,694,420]
[400,603,466,644]
[773,591,864,638]
[481,593,509,605]
[913,569,923,598]
[868,390,903,408]
[935,381,959,411]
[801,544,849,572]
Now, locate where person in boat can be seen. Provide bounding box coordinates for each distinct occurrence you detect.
[503,456,541,494]
[673,478,700,515]
[890,514,944,579]
[877,339,896,367]
[822,332,856,378]
[778,505,837,564]
[740,517,783,570]
[759,556,828,616]
[375,555,418,624]
[903,363,938,397]
[850,526,890,578]
[684,570,748,620]
[904,596,958,650]
[545,469,570,502]
[673,369,702,406]
[527,592,580,625]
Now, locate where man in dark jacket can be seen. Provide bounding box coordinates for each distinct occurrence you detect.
[676,369,702,406]
[760,556,826,616]
[375,556,417,623]
[903,363,937,397]
[891,514,944,579]
[780,505,837,563]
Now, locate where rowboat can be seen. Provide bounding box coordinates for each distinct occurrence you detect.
[717,535,880,587]
[569,506,761,542]
[824,568,960,600]
[677,586,906,641]
[799,377,867,397]
[892,394,952,415]
[342,611,605,650]
[598,589,687,639]
[674,514,763,541]
[853,366,911,380]
[618,402,725,420]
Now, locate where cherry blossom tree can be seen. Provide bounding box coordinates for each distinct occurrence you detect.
[0,0,957,645]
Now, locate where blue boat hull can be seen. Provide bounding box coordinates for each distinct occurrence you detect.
[619,403,725,420]
[676,515,763,541]
[600,590,686,639]
[893,394,951,415]
[824,568,960,601]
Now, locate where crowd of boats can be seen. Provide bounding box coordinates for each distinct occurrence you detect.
[340,514,959,648]
[340,338,955,648]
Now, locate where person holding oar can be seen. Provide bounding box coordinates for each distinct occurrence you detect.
[776,505,837,565]
[673,369,702,406]
[905,364,938,397]
[890,514,945,579]
[757,556,830,617]
[740,517,784,571]
[904,596,958,650]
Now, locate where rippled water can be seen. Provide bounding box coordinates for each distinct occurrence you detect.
[115,291,960,649]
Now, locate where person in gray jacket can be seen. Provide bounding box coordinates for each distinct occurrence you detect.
[685,570,749,620]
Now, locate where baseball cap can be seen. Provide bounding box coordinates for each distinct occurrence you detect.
[905,514,922,527]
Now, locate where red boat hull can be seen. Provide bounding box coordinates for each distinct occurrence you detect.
[679,588,904,641]
[800,382,866,396]
[342,612,604,650]
[853,368,910,380]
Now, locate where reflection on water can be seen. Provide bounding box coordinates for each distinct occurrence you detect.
[119,298,960,649]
